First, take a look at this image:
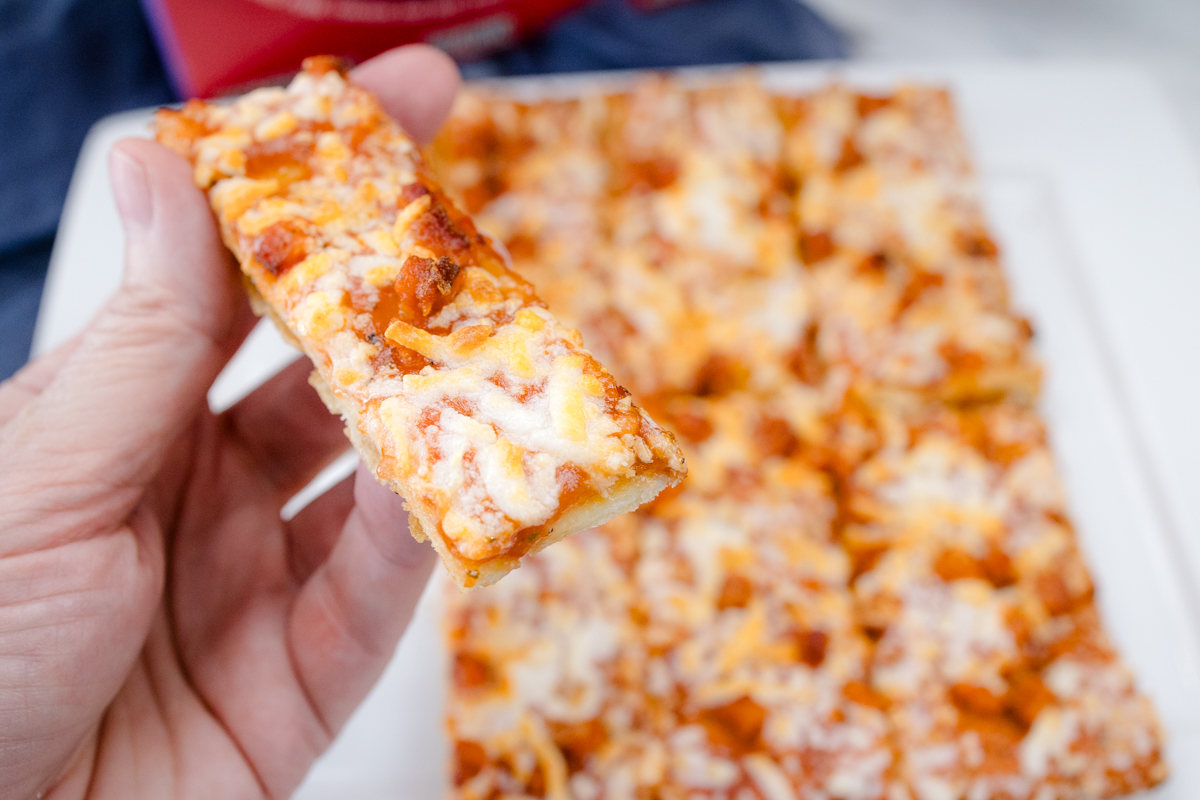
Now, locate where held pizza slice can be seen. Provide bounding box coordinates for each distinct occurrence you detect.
[153,56,686,589]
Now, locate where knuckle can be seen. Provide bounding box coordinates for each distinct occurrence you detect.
[99,282,215,348]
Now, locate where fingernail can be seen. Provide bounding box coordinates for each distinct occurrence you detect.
[111,149,153,233]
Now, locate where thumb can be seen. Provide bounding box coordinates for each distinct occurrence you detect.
[0,138,252,554]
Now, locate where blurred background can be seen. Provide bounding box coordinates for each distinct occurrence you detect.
[3,0,1200,382]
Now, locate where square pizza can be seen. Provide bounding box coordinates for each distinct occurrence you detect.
[436,75,1166,799]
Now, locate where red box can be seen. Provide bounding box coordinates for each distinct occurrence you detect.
[143,0,588,98]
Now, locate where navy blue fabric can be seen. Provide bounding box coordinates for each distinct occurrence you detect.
[0,0,843,380]
[0,239,55,380]
[0,0,175,379]
[475,0,845,77]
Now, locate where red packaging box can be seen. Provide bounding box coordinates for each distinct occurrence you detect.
[142,0,588,98]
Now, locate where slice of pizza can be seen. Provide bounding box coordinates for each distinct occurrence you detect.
[153,56,686,589]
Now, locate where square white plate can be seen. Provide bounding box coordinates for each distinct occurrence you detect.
[37,62,1200,798]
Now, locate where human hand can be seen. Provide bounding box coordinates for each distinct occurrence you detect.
[0,45,460,800]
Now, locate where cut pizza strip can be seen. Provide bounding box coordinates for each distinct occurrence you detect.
[153,56,686,589]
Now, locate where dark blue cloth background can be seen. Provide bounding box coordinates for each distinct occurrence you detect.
[0,0,175,379]
[0,0,844,380]
[468,0,844,77]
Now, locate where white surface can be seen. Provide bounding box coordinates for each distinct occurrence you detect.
[37,63,1200,796]
[807,0,1200,164]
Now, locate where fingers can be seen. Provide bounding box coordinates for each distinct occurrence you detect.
[287,464,435,733]
[222,358,350,500]
[0,139,254,556]
[286,472,355,582]
[0,335,81,427]
[351,44,461,144]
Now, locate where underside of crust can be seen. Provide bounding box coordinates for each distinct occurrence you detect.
[425,470,676,590]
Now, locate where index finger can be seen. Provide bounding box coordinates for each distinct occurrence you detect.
[350,45,462,145]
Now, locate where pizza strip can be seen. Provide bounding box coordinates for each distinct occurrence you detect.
[154,57,686,589]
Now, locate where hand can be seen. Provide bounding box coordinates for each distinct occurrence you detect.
[0,45,460,800]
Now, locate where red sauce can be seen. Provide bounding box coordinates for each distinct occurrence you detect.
[856,94,892,117]
[797,629,829,668]
[716,574,753,610]
[399,181,430,207]
[302,54,349,76]
[955,709,1026,775]
[386,344,430,375]
[982,548,1017,588]
[393,254,461,325]
[693,354,749,397]
[346,119,378,151]
[958,231,1000,258]
[1006,671,1055,728]
[453,652,496,690]
[755,415,799,459]
[940,342,986,373]
[842,680,891,711]
[950,682,1007,716]
[800,230,835,264]
[549,719,608,772]
[525,763,546,797]
[626,157,679,191]
[251,220,311,275]
[505,233,537,260]
[370,285,402,334]
[670,409,713,444]
[454,740,487,785]
[1035,571,1092,616]
[413,203,472,257]
[453,464,597,565]
[697,696,766,756]
[834,137,865,173]
[364,286,431,373]
[787,322,826,386]
[897,269,945,315]
[244,145,312,186]
[555,464,590,512]
[155,105,215,152]
[934,548,985,583]
[858,252,888,274]
[462,179,503,214]
[445,397,476,418]
[516,380,545,404]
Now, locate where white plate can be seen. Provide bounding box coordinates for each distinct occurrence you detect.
[37,63,1200,797]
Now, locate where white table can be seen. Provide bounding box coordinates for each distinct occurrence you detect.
[36,61,1200,797]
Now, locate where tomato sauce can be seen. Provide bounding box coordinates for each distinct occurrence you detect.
[244,145,312,186]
